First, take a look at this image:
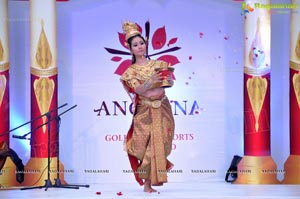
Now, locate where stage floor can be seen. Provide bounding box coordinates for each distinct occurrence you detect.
[0,181,300,199]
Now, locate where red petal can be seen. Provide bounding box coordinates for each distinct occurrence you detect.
[156,41,163,47]
[167,37,177,47]
[96,192,101,195]
[111,56,122,62]
[118,32,128,49]
[189,56,192,60]
[114,59,132,76]
[152,26,166,50]
[117,192,123,196]
[157,55,180,66]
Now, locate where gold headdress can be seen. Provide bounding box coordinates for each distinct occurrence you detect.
[122,21,141,41]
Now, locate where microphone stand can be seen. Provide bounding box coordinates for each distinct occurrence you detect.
[8,103,88,191]
[1,103,68,139]
[20,104,89,191]
[9,103,67,191]
[1,103,66,190]
[52,105,89,189]
[18,111,63,191]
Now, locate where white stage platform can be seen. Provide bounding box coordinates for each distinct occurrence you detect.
[0,181,300,199]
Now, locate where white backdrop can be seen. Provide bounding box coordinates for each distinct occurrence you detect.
[8,0,290,185]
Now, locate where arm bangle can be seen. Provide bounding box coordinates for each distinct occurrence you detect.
[143,80,152,89]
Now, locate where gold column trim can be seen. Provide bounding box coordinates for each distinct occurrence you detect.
[234,156,279,184]
[0,158,19,187]
[33,77,55,133]
[21,157,67,186]
[0,39,4,61]
[291,61,300,109]
[35,19,52,69]
[0,62,9,72]
[244,66,270,76]
[282,155,300,184]
[290,60,300,71]
[0,74,7,106]
[292,72,300,109]
[246,76,268,132]
[30,67,57,77]
[32,19,56,132]
[296,31,300,60]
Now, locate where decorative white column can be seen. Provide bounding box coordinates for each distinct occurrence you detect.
[22,0,66,186]
[235,0,279,184]
[282,0,300,184]
[0,0,10,146]
[0,0,18,188]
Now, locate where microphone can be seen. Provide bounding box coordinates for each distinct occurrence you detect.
[12,135,30,140]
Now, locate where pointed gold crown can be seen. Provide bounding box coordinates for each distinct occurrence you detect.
[122,21,141,41]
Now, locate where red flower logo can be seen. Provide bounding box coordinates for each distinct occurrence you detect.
[105,21,181,76]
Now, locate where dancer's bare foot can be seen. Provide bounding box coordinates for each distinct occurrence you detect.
[144,179,157,193]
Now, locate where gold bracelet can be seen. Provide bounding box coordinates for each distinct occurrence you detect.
[143,80,152,89]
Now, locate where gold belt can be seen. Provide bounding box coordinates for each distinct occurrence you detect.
[139,96,167,108]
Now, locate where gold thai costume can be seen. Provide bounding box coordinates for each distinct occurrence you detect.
[121,59,175,186]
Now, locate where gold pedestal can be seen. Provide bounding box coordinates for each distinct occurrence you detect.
[282,155,300,184]
[0,157,19,188]
[234,156,279,184]
[21,157,66,187]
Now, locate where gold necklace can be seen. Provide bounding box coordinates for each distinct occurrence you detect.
[134,60,153,67]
